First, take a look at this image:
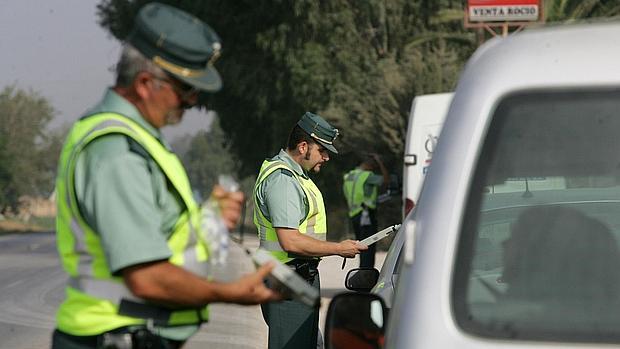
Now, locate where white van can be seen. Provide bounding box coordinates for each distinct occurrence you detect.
[325,22,620,349]
[402,93,453,217]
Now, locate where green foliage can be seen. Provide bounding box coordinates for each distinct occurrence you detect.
[0,85,59,209]
[0,137,14,207]
[96,0,471,186]
[95,0,475,234]
[545,0,620,22]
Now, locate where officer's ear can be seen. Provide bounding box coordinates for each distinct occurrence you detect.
[297,141,309,156]
[134,71,155,101]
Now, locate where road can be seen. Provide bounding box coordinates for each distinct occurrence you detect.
[0,231,385,349]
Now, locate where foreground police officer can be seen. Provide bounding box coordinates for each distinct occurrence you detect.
[52,3,279,348]
[253,112,367,349]
[342,153,388,268]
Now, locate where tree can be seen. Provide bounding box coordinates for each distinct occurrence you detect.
[96,0,471,186]
[0,85,58,210]
[96,0,475,235]
[0,137,14,208]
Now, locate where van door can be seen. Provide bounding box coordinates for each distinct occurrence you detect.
[403,93,453,217]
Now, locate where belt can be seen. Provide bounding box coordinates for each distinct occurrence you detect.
[286,259,320,282]
[286,258,319,269]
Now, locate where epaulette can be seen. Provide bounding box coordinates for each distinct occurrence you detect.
[279,168,294,177]
[127,138,150,159]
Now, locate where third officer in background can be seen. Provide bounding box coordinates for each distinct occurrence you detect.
[342,153,389,268]
[254,112,367,349]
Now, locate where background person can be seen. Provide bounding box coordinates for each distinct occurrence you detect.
[496,205,620,330]
[342,153,389,268]
[52,3,279,348]
[253,112,367,349]
[501,206,620,304]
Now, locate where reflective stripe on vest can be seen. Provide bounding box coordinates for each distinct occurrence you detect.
[342,169,377,217]
[55,113,210,335]
[253,159,327,263]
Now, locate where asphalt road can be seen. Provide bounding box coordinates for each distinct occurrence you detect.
[0,231,385,349]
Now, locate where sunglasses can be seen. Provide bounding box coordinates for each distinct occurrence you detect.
[152,73,200,108]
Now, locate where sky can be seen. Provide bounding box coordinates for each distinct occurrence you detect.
[0,0,212,140]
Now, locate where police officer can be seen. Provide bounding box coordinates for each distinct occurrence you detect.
[253,112,367,349]
[52,3,279,348]
[342,153,388,268]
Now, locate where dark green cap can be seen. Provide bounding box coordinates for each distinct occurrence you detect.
[127,2,222,92]
[297,112,340,154]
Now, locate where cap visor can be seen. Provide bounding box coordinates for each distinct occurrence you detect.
[173,66,222,93]
[319,141,338,154]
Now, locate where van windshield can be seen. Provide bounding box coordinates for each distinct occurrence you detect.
[453,89,620,343]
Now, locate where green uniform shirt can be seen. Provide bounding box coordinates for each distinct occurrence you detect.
[73,89,195,340]
[255,150,308,228]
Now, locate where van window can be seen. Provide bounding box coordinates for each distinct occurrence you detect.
[453,89,620,343]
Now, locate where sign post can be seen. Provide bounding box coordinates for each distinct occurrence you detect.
[465,0,544,39]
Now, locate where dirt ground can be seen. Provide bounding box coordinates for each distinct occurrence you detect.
[0,219,51,234]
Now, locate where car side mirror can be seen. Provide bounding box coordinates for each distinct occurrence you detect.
[345,268,379,292]
[324,292,387,349]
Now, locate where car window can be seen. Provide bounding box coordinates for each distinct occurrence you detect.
[453,89,620,343]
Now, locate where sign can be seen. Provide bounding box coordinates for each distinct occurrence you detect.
[468,0,540,22]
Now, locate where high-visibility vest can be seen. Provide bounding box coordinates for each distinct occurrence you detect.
[55,113,211,336]
[253,159,326,263]
[343,168,378,217]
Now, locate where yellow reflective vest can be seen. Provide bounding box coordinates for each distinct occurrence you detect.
[343,168,378,217]
[253,158,326,263]
[55,113,210,336]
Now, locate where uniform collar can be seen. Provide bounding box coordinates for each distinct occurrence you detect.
[85,88,171,149]
[276,149,308,179]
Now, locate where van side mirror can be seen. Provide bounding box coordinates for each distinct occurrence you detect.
[345,268,379,292]
[324,293,387,349]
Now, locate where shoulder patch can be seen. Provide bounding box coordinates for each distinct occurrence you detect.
[279,168,294,177]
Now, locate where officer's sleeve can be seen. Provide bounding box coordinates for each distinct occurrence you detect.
[261,170,306,229]
[74,135,172,274]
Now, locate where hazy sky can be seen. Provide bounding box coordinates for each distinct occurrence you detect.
[0,0,212,140]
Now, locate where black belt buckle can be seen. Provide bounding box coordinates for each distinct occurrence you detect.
[287,259,319,282]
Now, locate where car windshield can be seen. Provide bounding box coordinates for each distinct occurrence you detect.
[453,89,620,343]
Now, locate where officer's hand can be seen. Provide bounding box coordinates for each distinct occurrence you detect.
[229,263,282,304]
[211,184,245,231]
[337,239,368,258]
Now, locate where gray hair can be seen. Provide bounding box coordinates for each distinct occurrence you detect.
[114,44,166,87]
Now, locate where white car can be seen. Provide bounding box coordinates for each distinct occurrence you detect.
[325,21,620,349]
